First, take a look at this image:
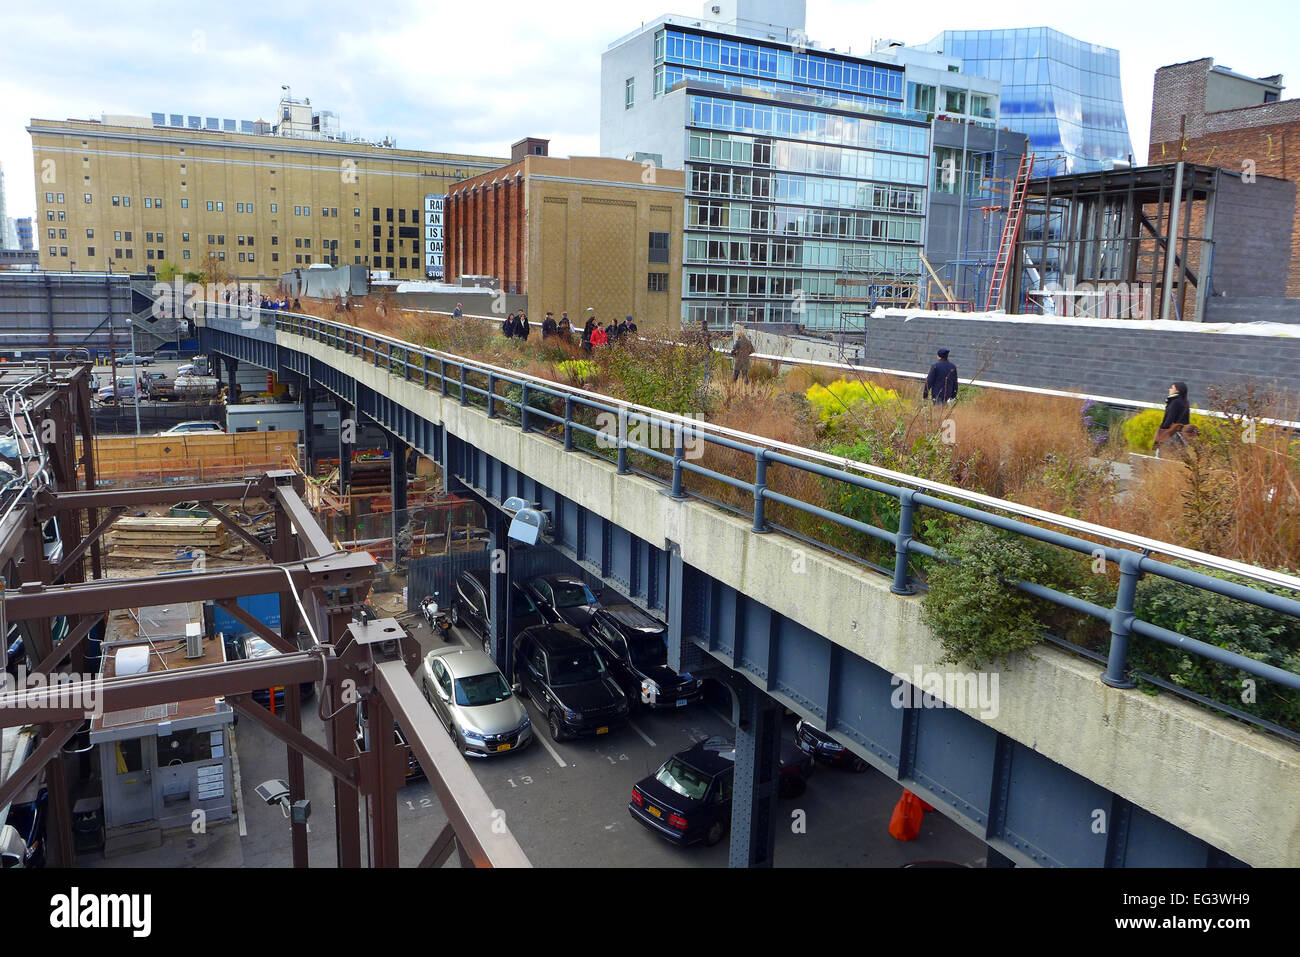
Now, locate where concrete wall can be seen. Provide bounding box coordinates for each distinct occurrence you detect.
[1209,172,1296,298]
[1204,296,1300,324]
[748,311,1300,406]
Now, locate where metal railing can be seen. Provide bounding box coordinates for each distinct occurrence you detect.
[254,311,1300,708]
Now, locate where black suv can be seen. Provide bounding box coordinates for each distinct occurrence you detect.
[525,574,600,630]
[452,569,547,654]
[585,604,701,710]
[512,624,628,741]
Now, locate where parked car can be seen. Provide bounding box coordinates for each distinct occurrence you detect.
[96,383,136,404]
[420,646,532,757]
[450,570,547,654]
[584,603,701,710]
[628,736,814,847]
[512,623,628,741]
[525,573,600,630]
[161,421,224,434]
[0,789,47,868]
[118,352,154,365]
[794,718,869,771]
[222,633,314,707]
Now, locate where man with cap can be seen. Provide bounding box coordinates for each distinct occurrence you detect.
[923,348,959,404]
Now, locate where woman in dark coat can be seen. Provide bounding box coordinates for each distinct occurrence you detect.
[1154,381,1192,457]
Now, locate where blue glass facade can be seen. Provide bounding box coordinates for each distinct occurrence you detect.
[658,27,930,329]
[931,28,1132,175]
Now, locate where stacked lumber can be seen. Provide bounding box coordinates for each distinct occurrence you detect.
[110,515,228,558]
[76,431,299,485]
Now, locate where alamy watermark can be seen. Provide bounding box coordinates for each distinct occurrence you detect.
[890,666,999,719]
[0,665,103,716]
[595,407,706,459]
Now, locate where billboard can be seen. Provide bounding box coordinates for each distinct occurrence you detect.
[424,193,445,280]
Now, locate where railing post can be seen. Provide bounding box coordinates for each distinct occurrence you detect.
[520,383,530,432]
[752,449,769,533]
[1102,550,1141,689]
[670,424,686,500]
[421,352,429,389]
[459,364,467,406]
[617,406,630,474]
[487,373,497,418]
[891,489,916,595]
[563,396,573,450]
[439,359,448,396]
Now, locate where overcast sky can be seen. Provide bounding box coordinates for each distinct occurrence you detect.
[3,0,1299,221]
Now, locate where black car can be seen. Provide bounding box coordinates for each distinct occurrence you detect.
[223,633,314,706]
[585,604,702,711]
[794,718,868,771]
[451,570,547,654]
[629,736,815,847]
[525,574,600,631]
[512,623,628,741]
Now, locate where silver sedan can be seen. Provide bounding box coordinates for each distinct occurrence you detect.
[420,647,533,757]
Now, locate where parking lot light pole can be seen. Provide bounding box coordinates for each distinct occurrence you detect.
[127,319,141,436]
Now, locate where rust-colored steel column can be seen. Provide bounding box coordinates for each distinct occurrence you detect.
[328,610,362,868]
[274,502,308,868]
[364,690,403,867]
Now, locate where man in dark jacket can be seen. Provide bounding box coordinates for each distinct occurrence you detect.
[923,348,959,404]
[542,312,557,338]
[558,313,572,339]
[502,313,517,338]
[518,313,530,340]
[1154,381,1192,457]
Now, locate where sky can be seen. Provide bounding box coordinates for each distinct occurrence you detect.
[3,0,1299,222]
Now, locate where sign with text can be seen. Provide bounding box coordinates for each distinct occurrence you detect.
[424,193,445,280]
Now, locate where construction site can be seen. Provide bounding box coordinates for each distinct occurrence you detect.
[0,360,525,869]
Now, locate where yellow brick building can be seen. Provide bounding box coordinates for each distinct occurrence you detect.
[445,153,685,334]
[27,116,505,280]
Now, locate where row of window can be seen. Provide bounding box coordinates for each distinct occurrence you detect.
[685,219,921,265]
[685,256,921,299]
[657,28,904,99]
[655,64,898,115]
[686,190,923,236]
[689,95,929,156]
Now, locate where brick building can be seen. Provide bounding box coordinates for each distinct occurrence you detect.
[444,149,685,333]
[1149,58,1300,296]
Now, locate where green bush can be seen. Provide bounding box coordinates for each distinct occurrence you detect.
[1131,566,1300,730]
[806,378,899,422]
[599,341,712,415]
[921,524,1094,669]
[1121,407,1222,452]
[556,359,597,385]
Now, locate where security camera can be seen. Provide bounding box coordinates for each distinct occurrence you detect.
[255,779,291,806]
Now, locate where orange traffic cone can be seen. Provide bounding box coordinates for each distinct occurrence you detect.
[888,788,925,841]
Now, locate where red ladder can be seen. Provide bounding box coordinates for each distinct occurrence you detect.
[985,153,1035,312]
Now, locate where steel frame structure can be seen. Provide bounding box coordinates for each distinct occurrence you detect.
[0,364,529,869]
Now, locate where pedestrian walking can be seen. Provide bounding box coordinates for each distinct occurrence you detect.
[1154,381,1195,457]
[542,312,557,338]
[591,323,608,347]
[731,325,754,383]
[923,348,959,404]
[559,313,572,338]
[518,312,531,340]
[581,315,597,353]
[503,312,517,338]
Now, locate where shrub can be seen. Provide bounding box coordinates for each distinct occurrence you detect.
[805,378,900,422]
[1130,565,1300,730]
[1121,407,1222,452]
[556,359,597,385]
[921,524,1093,669]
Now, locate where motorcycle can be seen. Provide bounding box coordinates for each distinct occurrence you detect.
[420,593,453,639]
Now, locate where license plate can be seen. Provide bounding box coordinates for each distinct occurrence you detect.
[495,743,512,752]
[675,698,688,707]
[648,806,662,818]
[596,726,609,734]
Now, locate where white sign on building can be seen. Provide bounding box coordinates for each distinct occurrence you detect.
[424,194,445,280]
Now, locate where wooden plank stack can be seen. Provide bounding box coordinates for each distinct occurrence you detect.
[109,515,229,559]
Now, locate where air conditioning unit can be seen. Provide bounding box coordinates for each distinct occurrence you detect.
[185,622,204,659]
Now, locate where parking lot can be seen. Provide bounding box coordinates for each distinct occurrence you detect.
[89,609,988,869]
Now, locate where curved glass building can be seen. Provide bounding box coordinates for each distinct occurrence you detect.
[924,28,1133,175]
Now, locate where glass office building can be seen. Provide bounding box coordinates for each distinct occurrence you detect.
[925,28,1132,175]
[635,26,931,329]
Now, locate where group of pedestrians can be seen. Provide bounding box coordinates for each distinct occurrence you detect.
[490,306,639,352]
[579,313,638,353]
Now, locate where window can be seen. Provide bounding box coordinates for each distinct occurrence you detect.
[648,272,668,292]
[943,88,967,113]
[47,228,55,239]
[181,198,189,208]
[124,231,132,242]
[207,201,214,211]
[45,192,53,203]
[114,231,123,242]
[238,252,245,262]
[354,208,361,217]
[626,76,635,109]
[146,232,154,243]
[386,208,393,223]
[124,249,133,259]
[183,249,191,260]
[271,235,278,245]
[56,193,64,203]
[182,232,189,242]
[58,211,66,222]
[270,203,278,213]
[87,246,95,257]
[86,228,94,238]
[58,229,67,239]
[294,206,301,215]
[303,206,310,216]
[144,198,153,208]
[236,202,244,212]
[84,193,93,204]
[122,196,129,207]
[216,201,223,211]
[648,231,670,263]
[271,252,278,262]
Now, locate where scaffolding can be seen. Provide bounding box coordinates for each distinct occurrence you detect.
[834,247,922,339]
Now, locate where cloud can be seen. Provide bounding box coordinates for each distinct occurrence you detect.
[2,0,1298,221]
